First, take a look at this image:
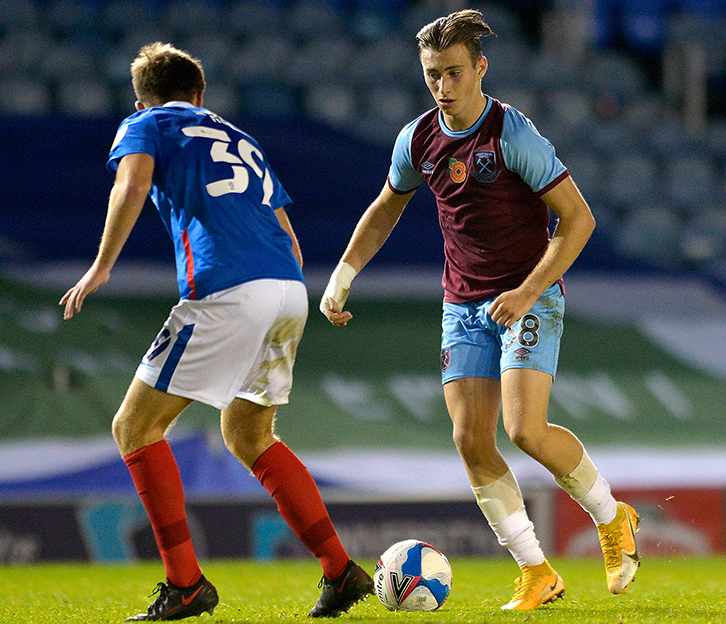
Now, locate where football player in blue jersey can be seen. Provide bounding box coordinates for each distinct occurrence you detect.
[321,10,640,611]
[61,42,373,621]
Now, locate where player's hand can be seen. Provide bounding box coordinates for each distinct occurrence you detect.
[59,266,110,320]
[320,261,357,327]
[323,297,353,327]
[487,287,538,328]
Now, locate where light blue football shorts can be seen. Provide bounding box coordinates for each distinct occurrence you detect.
[440,283,565,383]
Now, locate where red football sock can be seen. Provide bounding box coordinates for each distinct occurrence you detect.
[124,440,202,588]
[252,441,349,580]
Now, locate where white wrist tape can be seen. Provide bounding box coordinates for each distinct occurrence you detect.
[319,261,357,313]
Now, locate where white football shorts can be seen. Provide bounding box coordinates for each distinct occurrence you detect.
[135,279,308,410]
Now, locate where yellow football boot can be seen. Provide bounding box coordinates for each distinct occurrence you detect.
[501,560,565,610]
[597,501,641,594]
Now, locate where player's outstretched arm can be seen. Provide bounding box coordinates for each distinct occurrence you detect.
[320,183,414,326]
[60,152,154,320]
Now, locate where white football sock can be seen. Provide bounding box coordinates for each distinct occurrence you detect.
[472,470,545,568]
[555,450,618,525]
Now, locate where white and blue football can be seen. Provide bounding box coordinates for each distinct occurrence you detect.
[374,539,452,611]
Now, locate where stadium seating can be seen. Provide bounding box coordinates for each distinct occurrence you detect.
[0,0,724,272]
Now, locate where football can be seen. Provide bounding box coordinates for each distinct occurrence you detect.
[374,539,452,611]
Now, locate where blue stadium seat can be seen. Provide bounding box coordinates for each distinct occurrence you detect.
[544,88,596,130]
[57,78,114,117]
[482,39,532,91]
[676,0,726,19]
[349,4,400,41]
[527,52,580,90]
[681,207,726,265]
[239,82,299,118]
[37,41,97,81]
[283,36,353,87]
[496,86,539,121]
[621,95,666,133]
[362,85,417,128]
[584,52,648,99]
[560,151,605,200]
[706,120,726,158]
[0,0,39,30]
[163,0,222,38]
[285,0,345,41]
[0,28,50,74]
[606,152,659,207]
[0,77,51,115]
[180,32,236,82]
[100,0,158,38]
[615,205,683,267]
[303,83,358,127]
[228,34,294,84]
[197,81,242,119]
[664,154,719,208]
[349,37,419,87]
[225,0,284,38]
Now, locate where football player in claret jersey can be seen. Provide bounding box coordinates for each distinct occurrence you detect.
[321,10,640,611]
[61,43,373,621]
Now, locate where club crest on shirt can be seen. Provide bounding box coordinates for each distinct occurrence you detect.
[472,150,499,184]
[448,158,467,183]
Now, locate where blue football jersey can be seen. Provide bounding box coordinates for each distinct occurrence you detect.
[108,102,304,300]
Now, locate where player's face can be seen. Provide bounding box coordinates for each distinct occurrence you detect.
[420,43,487,131]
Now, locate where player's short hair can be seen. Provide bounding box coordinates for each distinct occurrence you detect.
[416,9,495,64]
[131,42,206,107]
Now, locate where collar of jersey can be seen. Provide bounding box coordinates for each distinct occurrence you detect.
[163,100,196,108]
[437,95,492,138]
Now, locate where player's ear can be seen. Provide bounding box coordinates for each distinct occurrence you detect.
[193,91,204,108]
[135,100,146,111]
[477,55,488,79]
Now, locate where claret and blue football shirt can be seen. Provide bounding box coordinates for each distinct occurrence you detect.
[109,102,304,301]
[388,96,569,303]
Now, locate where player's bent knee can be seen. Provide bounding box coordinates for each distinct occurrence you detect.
[452,434,498,475]
[111,411,145,454]
[453,427,496,457]
[112,408,166,455]
[111,412,137,455]
[507,426,545,458]
[222,429,277,470]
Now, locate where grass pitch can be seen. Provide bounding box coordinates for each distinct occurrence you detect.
[1,556,724,623]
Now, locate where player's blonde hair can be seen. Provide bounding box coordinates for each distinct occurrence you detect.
[416,9,495,64]
[131,42,206,107]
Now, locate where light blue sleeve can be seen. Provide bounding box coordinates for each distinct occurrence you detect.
[388,116,424,193]
[501,106,567,193]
